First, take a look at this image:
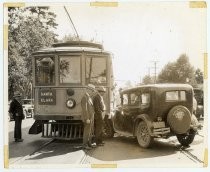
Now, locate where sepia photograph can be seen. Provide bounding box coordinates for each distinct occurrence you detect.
[3,1,208,169]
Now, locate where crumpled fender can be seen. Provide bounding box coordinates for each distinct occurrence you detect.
[133,114,153,136]
[191,114,201,131]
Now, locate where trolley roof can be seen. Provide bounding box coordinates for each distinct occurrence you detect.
[32,41,110,55]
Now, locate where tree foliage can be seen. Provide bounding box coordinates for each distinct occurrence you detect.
[195,68,203,84]
[62,34,80,42]
[158,54,197,86]
[61,34,96,43]
[142,75,153,85]
[8,7,58,99]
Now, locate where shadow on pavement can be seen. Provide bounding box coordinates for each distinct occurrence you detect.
[85,135,178,161]
[9,126,51,160]
[20,135,179,162]
[25,141,83,161]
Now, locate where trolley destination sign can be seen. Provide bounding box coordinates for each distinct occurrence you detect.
[38,89,56,105]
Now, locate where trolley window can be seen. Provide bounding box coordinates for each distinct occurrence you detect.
[35,56,55,85]
[86,57,107,84]
[59,56,81,84]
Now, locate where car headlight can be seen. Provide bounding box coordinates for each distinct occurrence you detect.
[66,98,76,109]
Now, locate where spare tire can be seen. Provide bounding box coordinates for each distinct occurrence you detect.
[167,105,191,134]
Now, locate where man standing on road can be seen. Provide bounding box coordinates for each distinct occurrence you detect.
[9,92,25,142]
[81,85,96,149]
[93,86,106,146]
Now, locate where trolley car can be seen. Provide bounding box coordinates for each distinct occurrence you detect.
[29,41,115,140]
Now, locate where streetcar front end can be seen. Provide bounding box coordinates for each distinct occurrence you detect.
[29,41,115,141]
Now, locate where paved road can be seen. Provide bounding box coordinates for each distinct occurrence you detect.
[8,118,205,168]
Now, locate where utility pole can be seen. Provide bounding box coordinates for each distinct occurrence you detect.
[151,60,159,84]
[147,67,151,77]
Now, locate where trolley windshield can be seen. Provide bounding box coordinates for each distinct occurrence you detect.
[59,56,81,84]
[35,56,55,85]
[35,55,108,86]
[86,57,107,84]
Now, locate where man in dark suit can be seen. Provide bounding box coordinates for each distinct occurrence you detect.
[9,92,24,142]
[81,91,95,149]
[93,86,106,146]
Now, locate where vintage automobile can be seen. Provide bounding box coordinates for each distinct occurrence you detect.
[111,84,200,148]
[8,101,14,121]
[22,99,34,118]
[193,88,204,119]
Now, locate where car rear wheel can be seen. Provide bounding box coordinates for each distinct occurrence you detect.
[137,121,153,148]
[176,129,196,146]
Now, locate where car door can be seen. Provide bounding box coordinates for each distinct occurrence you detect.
[124,91,140,134]
[113,93,129,132]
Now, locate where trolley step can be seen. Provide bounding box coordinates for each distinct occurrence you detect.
[42,122,84,140]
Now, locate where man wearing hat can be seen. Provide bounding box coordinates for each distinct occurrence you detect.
[92,86,106,146]
[81,85,96,149]
[9,91,24,142]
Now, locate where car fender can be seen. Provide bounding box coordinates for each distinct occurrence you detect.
[133,114,153,136]
[191,114,201,131]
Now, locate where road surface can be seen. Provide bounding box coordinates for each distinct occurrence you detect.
[8,118,206,168]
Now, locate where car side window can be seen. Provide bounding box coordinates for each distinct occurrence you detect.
[180,91,186,101]
[141,93,150,105]
[131,93,140,105]
[122,94,128,105]
[165,91,186,101]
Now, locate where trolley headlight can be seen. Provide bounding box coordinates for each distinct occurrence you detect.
[66,98,76,109]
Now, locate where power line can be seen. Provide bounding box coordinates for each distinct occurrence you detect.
[64,6,80,40]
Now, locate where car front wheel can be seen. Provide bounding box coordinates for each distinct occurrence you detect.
[176,129,196,147]
[137,121,153,148]
[103,118,115,138]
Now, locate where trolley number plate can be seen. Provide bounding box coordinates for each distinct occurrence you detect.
[39,89,56,105]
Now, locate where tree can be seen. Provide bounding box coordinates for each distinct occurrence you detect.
[142,75,153,84]
[62,34,80,42]
[8,7,58,99]
[158,54,196,85]
[195,68,203,84]
[124,80,133,88]
[61,34,96,43]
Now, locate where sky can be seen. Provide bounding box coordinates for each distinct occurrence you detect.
[50,2,206,87]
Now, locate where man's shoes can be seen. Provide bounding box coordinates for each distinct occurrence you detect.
[15,139,23,142]
[97,143,104,146]
[97,142,105,146]
[83,145,92,150]
[89,143,97,148]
